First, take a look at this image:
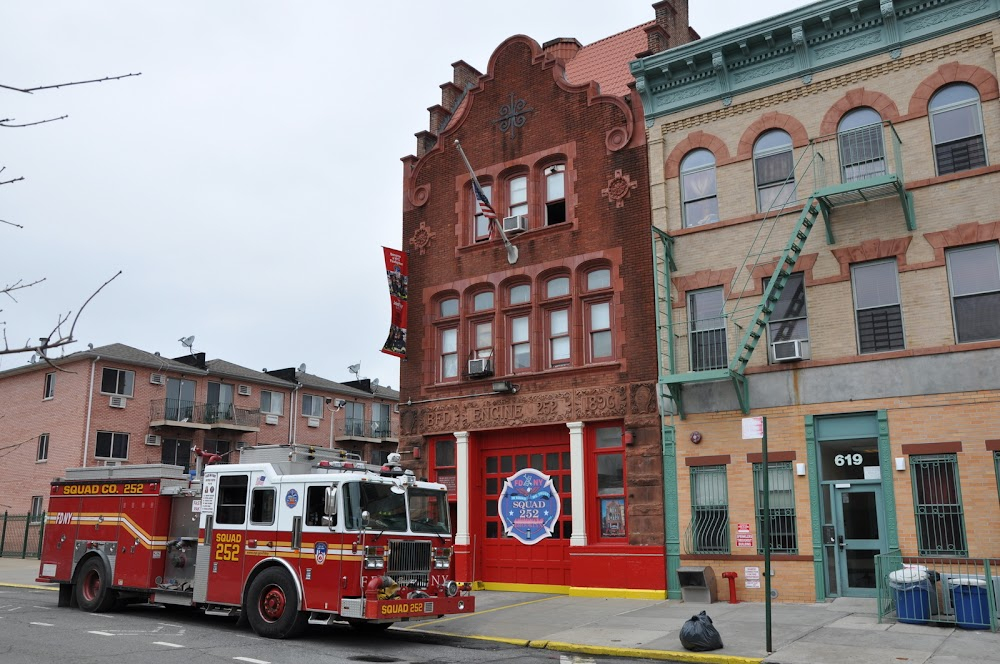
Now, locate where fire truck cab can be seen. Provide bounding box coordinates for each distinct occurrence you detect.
[37,444,474,638]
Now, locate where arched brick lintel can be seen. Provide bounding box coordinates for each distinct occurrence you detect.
[907,62,1000,117]
[819,88,901,137]
[735,112,810,160]
[665,131,732,179]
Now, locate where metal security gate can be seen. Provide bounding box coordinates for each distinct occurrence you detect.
[0,512,44,559]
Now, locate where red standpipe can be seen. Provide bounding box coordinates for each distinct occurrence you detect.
[721,571,739,604]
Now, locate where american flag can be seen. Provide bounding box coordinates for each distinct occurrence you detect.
[472,179,497,239]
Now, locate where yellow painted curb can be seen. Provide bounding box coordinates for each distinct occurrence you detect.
[531,640,763,664]
[568,586,667,600]
[398,627,529,647]
[0,582,57,591]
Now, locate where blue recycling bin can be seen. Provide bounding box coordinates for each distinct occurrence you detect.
[950,577,990,630]
[889,567,931,624]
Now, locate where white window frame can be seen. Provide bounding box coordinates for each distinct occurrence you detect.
[688,287,727,371]
[929,83,988,176]
[544,164,566,225]
[680,149,719,228]
[946,242,1000,343]
[851,259,904,354]
[753,130,797,212]
[43,372,55,400]
[30,496,44,524]
[765,272,810,362]
[508,175,527,218]
[510,314,531,371]
[301,394,324,418]
[440,327,458,380]
[838,107,885,183]
[95,431,129,460]
[100,367,135,397]
[260,390,284,415]
[548,307,571,367]
[587,300,613,362]
[37,433,49,462]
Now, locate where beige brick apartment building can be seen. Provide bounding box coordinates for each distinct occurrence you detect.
[631,0,1000,602]
[0,343,398,522]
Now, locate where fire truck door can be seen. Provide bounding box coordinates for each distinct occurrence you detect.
[298,483,342,612]
[205,472,250,605]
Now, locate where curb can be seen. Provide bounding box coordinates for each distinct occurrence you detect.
[0,582,57,591]
[529,640,762,664]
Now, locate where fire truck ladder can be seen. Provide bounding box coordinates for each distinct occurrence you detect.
[655,121,914,418]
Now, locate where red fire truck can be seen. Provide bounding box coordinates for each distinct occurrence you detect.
[37,444,474,638]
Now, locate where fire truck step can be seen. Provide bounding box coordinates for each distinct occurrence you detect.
[308,612,339,625]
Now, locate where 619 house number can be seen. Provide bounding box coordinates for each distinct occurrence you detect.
[834,453,864,466]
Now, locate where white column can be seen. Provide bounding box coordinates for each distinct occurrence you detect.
[455,430,471,546]
[566,421,587,547]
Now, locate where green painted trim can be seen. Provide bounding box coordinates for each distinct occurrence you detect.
[661,368,733,385]
[877,410,899,551]
[804,415,826,602]
[662,424,682,600]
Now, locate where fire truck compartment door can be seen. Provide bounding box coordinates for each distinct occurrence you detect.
[297,482,344,612]
[205,472,250,605]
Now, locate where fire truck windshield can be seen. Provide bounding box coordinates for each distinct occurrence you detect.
[408,487,450,534]
[345,481,407,531]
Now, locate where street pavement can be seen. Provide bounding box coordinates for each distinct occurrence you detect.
[2,557,997,664]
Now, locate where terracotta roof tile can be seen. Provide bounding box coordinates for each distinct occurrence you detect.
[565,21,653,97]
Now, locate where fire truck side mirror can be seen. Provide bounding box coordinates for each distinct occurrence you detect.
[361,510,371,529]
[324,486,338,518]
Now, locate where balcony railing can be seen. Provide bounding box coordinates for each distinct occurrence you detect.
[149,399,260,431]
[339,418,393,439]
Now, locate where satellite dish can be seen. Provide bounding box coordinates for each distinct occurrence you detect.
[371,378,380,390]
[29,354,38,364]
[348,363,361,377]
[179,336,195,349]
[87,343,94,350]
[298,363,307,373]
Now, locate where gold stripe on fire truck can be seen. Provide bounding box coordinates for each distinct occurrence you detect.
[48,512,170,550]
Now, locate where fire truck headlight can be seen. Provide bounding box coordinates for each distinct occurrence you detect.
[457,600,466,611]
[444,580,459,597]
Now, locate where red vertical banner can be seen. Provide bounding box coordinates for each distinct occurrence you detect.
[381,247,407,358]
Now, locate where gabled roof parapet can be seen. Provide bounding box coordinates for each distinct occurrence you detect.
[631,0,1000,120]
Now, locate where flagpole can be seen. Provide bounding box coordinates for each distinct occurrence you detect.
[454,140,519,265]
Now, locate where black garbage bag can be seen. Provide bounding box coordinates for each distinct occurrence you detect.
[679,610,724,651]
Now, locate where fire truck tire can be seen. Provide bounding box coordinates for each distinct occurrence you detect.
[246,568,308,639]
[74,557,118,613]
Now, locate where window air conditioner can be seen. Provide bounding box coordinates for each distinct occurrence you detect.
[103,460,121,467]
[265,414,279,425]
[393,404,400,414]
[502,214,527,234]
[308,417,320,428]
[149,373,165,385]
[468,358,493,376]
[772,339,804,362]
[109,395,127,409]
[145,434,161,446]
[238,384,251,396]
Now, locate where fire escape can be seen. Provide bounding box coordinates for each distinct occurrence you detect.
[654,121,915,417]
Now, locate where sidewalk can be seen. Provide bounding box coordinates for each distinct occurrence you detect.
[2,557,997,664]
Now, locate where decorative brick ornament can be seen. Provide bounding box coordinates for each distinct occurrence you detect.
[493,93,534,139]
[408,221,435,255]
[602,169,637,208]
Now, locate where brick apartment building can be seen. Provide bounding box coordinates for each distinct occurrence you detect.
[396,2,696,597]
[631,0,1000,601]
[0,343,399,522]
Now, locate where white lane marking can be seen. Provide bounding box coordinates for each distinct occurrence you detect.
[234,658,271,664]
[153,642,184,648]
[88,631,115,636]
[30,622,54,626]
[92,613,115,619]
[32,606,53,610]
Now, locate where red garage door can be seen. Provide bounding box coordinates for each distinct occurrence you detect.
[477,426,572,587]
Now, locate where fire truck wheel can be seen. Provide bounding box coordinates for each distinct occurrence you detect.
[246,568,308,639]
[74,557,118,613]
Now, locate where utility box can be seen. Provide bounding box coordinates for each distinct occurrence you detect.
[677,566,717,603]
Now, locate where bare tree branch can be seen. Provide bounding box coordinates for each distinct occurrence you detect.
[0,271,122,358]
[0,176,25,186]
[0,219,24,229]
[0,72,142,94]
[0,115,68,128]
[2,277,46,302]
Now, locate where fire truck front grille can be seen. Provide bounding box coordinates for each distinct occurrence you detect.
[388,539,431,588]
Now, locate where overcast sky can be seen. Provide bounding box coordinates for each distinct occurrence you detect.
[2,0,803,391]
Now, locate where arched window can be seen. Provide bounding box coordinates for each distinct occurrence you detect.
[929,83,987,175]
[838,107,885,182]
[680,149,719,228]
[753,130,796,212]
[435,296,460,382]
[545,164,566,225]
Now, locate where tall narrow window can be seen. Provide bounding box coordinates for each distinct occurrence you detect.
[511,315,531,370]
[473,321,493,360]
[37,433,49,462]
[161,439,193,472]
[851,260,904,353]
[680,149,719,228]
[838,107,885,182]
[345,401,365,436]
[766,272,809,362]
[688,287,727,371]
[594,426,626,540]
[30,496,44,524]
[440,328,458,380]
[753,461,797,554]
[545,164,566,225]
[946,243,1000,343]
[690,465,729,554]
[754,130,796,211]
[43,372,55,399]
[373,403,391,437]
[473,183,493,242]
[588,301,612,361]
[911,454,967,556]
[930,83,987,175]
[508,175,527,218]
[548,309,570,367]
